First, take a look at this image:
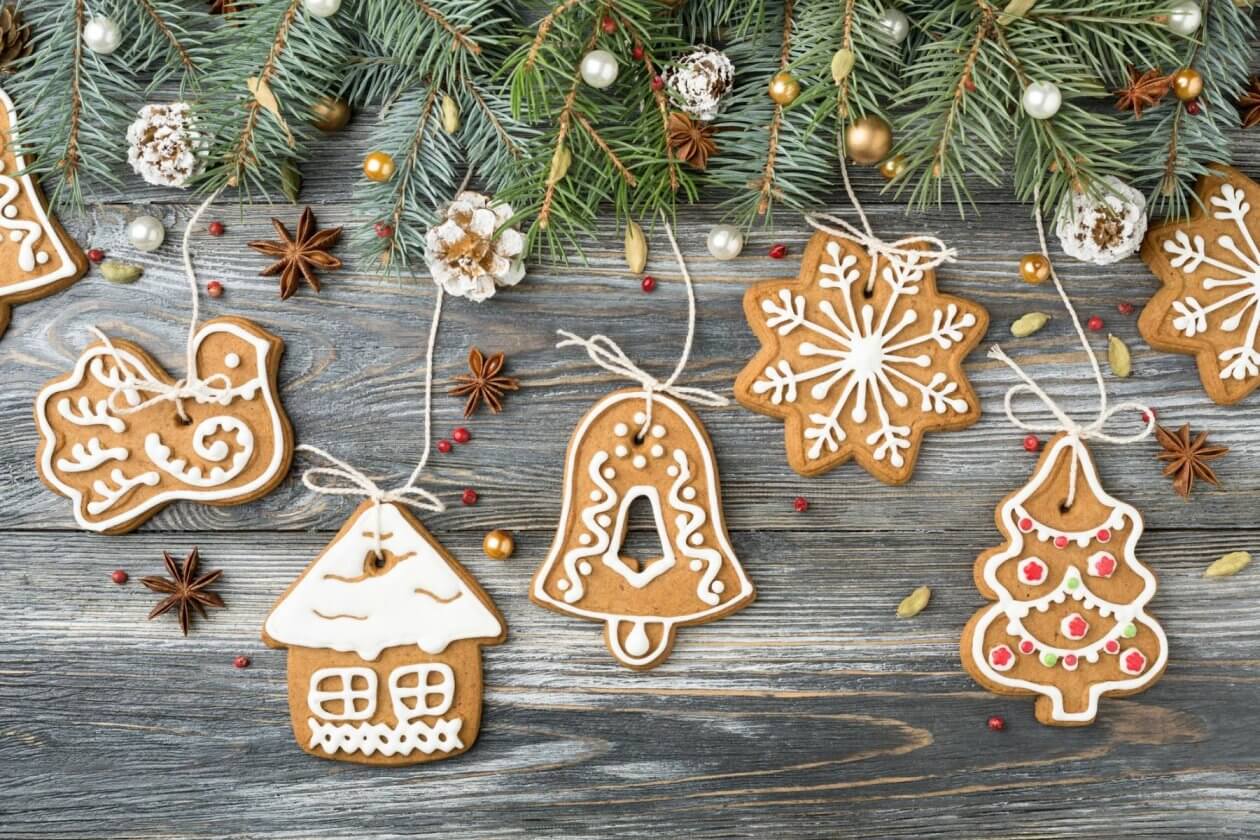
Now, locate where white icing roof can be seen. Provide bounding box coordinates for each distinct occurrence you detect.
[264,503,503,660]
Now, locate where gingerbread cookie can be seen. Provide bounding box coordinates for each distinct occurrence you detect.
[0,87,88,337]
[962,433,1167,726]
[1140,165,1260,405]
[263,500,506,765]
[533,388,755,669]
[34,317,293,534]
[735,231,988,483]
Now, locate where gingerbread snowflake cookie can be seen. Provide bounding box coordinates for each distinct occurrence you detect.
[1140,166,1260,405]
[0,87,88,337]
[735,231,988,483]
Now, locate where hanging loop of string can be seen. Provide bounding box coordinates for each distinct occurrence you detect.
[555,215,728,437]
[90,188,228,421]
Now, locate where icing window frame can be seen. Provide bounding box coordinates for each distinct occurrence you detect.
[389,663,455,721]
[308,666,378,720]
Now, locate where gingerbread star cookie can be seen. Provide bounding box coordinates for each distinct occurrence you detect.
[735,231,989,483]
[1140,165,1260,405]
[0,87,88,337]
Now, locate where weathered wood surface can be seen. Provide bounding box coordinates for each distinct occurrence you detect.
[3,117,1260,838]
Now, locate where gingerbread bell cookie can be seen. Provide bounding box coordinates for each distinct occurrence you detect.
[735,230,988,483]
[0,87,88,337]
[1140,165,1260,405]
[963,433,1167,726]
[533,388,755,669]
[34,317,293,534]
[264,500,505,765]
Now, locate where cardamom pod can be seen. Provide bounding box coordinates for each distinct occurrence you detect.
[1108,334,1132,378]
[896,586,931,618]
[1205,551,1252,578]
[547,143,571,186]
[99,260,142,284]
[830,48,855,85]
[1011,312,1051,338]
[998,0,1037,26]
[624,220,647,274]
[441,94,460,134]
[281,159,302,203]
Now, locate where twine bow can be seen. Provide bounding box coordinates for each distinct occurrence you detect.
[805,211,957,292]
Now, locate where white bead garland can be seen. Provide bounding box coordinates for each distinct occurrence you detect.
[83,16,122,55]
[579,50,620,90]
[127,215,166,252]
[1022,81,1062,120]
[706,224,744,260]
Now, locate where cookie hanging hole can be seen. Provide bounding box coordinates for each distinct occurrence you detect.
[371,551,386,569]
[174,410,192,426]
[634,428,647,445]
[1059,499,1074,515]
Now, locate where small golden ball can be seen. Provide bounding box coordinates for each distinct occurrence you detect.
[310,96,351,132]
[363,150,397,182]
[767,71,801,106]
[1171,67,1203,101]
[482,529,515,560]
[844,115,893,165]
[879,154,907,180]
[1019,253,1051,285]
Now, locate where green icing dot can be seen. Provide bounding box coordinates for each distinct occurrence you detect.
[1066,576,1081,591]
[1041,652,1059,667]
[1121,623,1137,639]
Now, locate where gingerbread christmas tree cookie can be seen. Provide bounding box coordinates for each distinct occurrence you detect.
[735,230,988,483]
[0,87,88,337]
[1140,165,1260,405]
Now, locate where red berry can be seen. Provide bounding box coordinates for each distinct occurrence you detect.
[206,280,224,298]
[987,715,1005,732]
[793,496,809,513]
[1142,408,1157,424]
[374,221,393,238]
[1186,99,1202,115]
[964,76,977,93]
[234,655,250,669]
[110,569,128,585]
[601,15,616,33]
[208,220,225,236]
[462,488,479,506]
[88,248,106,263]
[452,427,471,444]
[1118,302,1135,316]
[1087,315,1104,332]
[641,275,656,293]
[436,439,452,454]
[631,44,644,60]
[1022,434,1040,453]
[769,243,788,259]
[651,75,664,91]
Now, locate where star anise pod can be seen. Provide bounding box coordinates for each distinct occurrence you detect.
[666,111,718,170]
[1237,76,1260,129]
[1155,423,1228,499]
[450,347,519,416]
[1114,67,1170,119]
[247,207,342,300]
[141,549,225,636]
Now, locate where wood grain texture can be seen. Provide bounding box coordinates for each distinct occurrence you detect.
[2,114,1260,838]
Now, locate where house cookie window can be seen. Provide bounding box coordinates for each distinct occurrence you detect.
[308,666,377,720]
[389,663,454,721]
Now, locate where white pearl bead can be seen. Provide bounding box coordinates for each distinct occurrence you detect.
[878,8,910,44]
[706,224,744,260]
[1166,1,1202,36]
[579,50,620,90]
[1022,81,1062,120]
[303,0,341,18]
[83,16,121,55]
[127,215,166,252]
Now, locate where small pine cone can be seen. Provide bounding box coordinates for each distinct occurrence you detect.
[424,192,525,303]
[126,103,205,189]
[0,4,32,74]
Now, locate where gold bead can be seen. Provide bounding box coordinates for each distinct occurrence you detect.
[844,115,893,165]
[1171,67,1203,101]
[879,154,907,180]
[767,71,801,106]
[362,150,396,182]
[310,96,350,132]
[482,529,515,560]
[1019,253,1051,285]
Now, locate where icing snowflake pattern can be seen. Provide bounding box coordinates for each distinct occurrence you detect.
[736,233,987,482]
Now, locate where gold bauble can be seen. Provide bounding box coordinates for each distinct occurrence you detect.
[844,115,893,165]
[1171,67,1203,101]
[362,150,396,182]
[767,71,801,106]
[310,96,350,132]
[1019,253,1051,285]
[879,154,907,180]
[482,529,515,560]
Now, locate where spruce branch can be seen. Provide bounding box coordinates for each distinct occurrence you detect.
[415,0,482,56]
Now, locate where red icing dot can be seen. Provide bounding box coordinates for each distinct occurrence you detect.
[452,427,471,444]
[769,243,788,260]
[1064,614,1089,639]
[462,488,479,506]
[641,275,656,293]
[1096,528,1111,543]
[1020,559,1046,583]
[1087,315,1105,332]
[88,248,106,263]
[1121,649,1147,674]
[1104,639,1120,654]
[1019,640,1036,654]
[1090,552,1117,578]
[1019,517,1034,533]
[208,220,225,236]
[793,496,809,513]
[436,439,452,454]
[1053,535,1069,549]
[987,715,1005,732]
[989,645,1015,670]
[233,655,250,669]
[1064,654,1078,667]
[1023,434,1040,453]
[111,569,128,585]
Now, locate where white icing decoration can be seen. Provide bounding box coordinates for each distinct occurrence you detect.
[578,560,592,575]
[388,663,454,720]
[143,416,254,487]
[308,666,377,720]
[35,250,48,265]
[578,533,591,546]
[968,435,1167,723]
[650,444,664,457]
[689,559,702,572]
[85,468,162,515]
[651,424,665,438]
[57,396,126,433]
[615,445,628,457]
[602,467,615,480]
[2,204,14,218]
[1060,612,1089,640]
[224,352,241,369]
[711,581,724,594]
[988,644,1016,672]
[263,503,503,660]
[613,422,628,437]
[752,242,978,465]
[632,454,647,468]
[633,411,646,425]
[55,437,128,473]
[1087,551,1117,578]
[307,717,463,757]
[1017,556,1047,585]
